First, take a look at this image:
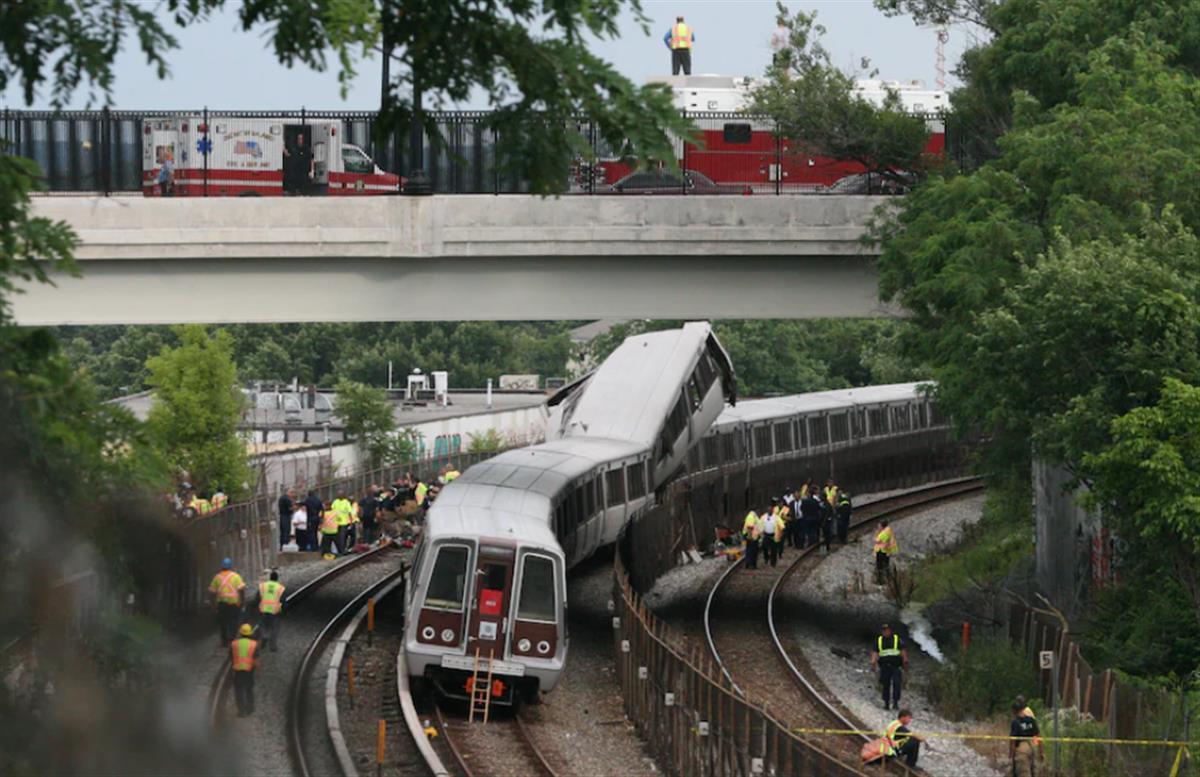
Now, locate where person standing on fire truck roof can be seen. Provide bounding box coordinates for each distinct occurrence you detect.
[663,16,694,76]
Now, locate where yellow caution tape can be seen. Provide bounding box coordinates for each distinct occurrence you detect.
[789,726,1199,748]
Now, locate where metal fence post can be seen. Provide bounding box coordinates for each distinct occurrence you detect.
[203,106,209,197]
[774,122,781,196]
[681,109,688,195]
[100,106,111,196]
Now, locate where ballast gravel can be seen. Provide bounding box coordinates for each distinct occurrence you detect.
[778,493,1003,777]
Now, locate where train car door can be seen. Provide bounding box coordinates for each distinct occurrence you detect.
[469,545,515,658]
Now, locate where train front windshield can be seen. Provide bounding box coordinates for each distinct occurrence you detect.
[426,546,468,609]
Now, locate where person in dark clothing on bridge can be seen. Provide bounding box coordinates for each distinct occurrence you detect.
[304,490,324,552]
[277,488,295,550]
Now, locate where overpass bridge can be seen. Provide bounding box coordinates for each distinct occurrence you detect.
[14,195,896,325]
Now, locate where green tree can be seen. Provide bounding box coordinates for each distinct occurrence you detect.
[334,378,417,467]
[751,3,932,185]
[146,326,251,496]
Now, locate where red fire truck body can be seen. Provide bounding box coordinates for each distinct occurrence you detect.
[591,75,947,192]
[142,115,401,197]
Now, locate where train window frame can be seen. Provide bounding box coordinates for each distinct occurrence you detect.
[774,421,794,452]
[696,354,717,396]
[830,413,850,443]
[627,461,647,499]
[606,468,626,506]
[423,543,471,612]
[703,435,720,467]
[584,477,596,517]
[869,407,890,435]
[796,418,808,449]
[851,409,867,438]
[516,553,558,623]
[753,425,773,457]
[687,376,703,411]
[916,402,929,428]
[808,416,830,447]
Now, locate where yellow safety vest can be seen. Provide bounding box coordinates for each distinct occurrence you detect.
[670,23,692,49]
[774,511,786,542]
[211,493,228,510]
[415,483,428,505]
[445,469,460,482]
[351,502,361,524]
[824,485,838,505]
[321,509,340,534]
[259,580,285,614]
[884,719,908,754]
[877,634,901,658]
[209,570,244,605]
[742,511,758,535]
[874,526,898,555]
[193,497,212,514]
[231,637,258,672]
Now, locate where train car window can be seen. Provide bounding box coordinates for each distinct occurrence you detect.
[851,409,867,438]
[687,377,703,411]
[721,431,737,461]
[606,469,626,506]
[796,418,808,449]
[753,425,773,457]
[628,463,646,499]
[774,421,794,452]
[517,555,557,622]
[688,446,701,471]
[808,417,830,446]
[571,487,584,528]
[703,435,720,466]
[917,402,929,428]
[869,407,890,435]
[723,122,753,144]
[696,356,716,395]
[830,413,850,443]
[892,404,911,431]
[585,478,596,517]
[424,545,469,610]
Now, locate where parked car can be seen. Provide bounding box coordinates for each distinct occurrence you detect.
[608,169,749,195]
[824,172,916,195]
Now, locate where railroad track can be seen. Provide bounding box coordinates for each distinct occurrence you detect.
[705,478,984,773]
[432,701,559,777]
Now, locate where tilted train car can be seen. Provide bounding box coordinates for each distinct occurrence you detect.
[546,321,736,489]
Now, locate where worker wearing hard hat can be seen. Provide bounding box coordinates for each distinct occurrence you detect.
[209,558,246,646]
[231,623,259,716]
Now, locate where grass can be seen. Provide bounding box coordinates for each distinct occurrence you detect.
[911,479,1033,603]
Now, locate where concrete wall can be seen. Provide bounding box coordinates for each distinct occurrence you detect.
[14,195,898,324]
[253,401,548,495]
[1033,460,1114,618]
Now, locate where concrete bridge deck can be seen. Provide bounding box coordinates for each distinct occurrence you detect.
[14,195,895,325]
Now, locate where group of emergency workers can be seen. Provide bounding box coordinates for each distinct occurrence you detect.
[208,559,286,717]
[739,479,852,569]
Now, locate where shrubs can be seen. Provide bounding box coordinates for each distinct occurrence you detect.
[927,638,1038,719]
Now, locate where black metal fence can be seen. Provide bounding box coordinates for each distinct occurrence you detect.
[0,106,948,196]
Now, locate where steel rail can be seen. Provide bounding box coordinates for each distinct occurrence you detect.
[431,699,559,777]
[291,564,407,777]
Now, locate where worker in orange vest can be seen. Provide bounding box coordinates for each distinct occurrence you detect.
[209,557,246,646]
[663,15,694,75]
[231,623,259,716]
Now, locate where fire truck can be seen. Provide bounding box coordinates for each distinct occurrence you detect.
[142,115,401,196]
[587,75,948,192]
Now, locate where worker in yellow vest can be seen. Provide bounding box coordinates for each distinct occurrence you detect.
[663,15,694,75]
[414,478,429,507]
[444,466,461,482]
[873,519,899,583]
[210,488,228,510]
[209,558,246,645]
[257,570,285,651]
[191,494,212,516]
[331,491,353,555]
[774,502,788,559]
[870,623,908,710]
[319,505,341,559]
[231,623,259,717]
[884,709,922,767]
[741,510,759,569]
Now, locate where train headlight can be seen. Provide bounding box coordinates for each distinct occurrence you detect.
[441,629,455,643]
[421,626,435,641]
[518,638,532,653]
[537,640,551,655]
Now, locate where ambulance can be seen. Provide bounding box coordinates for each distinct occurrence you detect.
[142,115,402,196]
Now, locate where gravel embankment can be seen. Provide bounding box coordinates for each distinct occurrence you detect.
[192,548,406,775]
[519,550,661,777]
[777,494,1002,777]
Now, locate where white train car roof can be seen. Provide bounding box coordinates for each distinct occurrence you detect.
[423,436,644,549]
[558,322,714,445]
[710,382,929,431]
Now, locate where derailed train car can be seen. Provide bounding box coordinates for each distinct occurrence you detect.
[405,323,736,706]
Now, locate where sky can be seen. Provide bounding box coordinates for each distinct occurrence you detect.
[1,1,981,112]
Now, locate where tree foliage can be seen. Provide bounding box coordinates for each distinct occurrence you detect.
[751,3,931,183]
[333,378,416,468]
[145,326,251,496]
